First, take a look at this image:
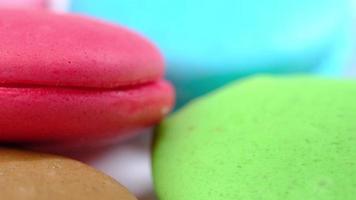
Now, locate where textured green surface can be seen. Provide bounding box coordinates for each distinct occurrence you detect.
[152,76,356,200]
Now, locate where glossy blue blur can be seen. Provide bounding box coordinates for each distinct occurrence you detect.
[71,0,354,108]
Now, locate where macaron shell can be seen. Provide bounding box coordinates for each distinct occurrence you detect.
[0,148,137,200]
[0,80,174,142]
[153,76,356,200]
[0,9,163,88]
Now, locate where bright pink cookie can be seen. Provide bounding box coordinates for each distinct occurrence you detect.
[0,9,175,144]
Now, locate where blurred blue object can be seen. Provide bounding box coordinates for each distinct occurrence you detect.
[71,0,354,108]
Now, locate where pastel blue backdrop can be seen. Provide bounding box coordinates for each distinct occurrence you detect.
[71,0,354,108]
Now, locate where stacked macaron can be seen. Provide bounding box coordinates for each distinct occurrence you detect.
[0,8,174,199]
[0,9,174,145]
[0,1,356,199]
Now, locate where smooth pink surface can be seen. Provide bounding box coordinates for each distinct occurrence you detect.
[0,0,45,8]
[0,80,174,142]
[0,9,164,88]
[0,9,174,143]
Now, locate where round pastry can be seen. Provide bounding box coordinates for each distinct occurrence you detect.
[0,9,174,143]
[71,0,354,108]
[0,148,137,200]
[153,76,356,200]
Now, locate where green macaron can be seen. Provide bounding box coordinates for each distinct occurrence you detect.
[152,76,356,200]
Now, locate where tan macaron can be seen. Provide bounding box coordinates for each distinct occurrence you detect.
[0,148,137,200]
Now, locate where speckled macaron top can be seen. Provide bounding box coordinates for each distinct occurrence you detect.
[153,76,356,200]
[0,9,164,88]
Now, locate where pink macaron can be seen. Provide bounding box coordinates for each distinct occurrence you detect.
[0,9,174,144]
